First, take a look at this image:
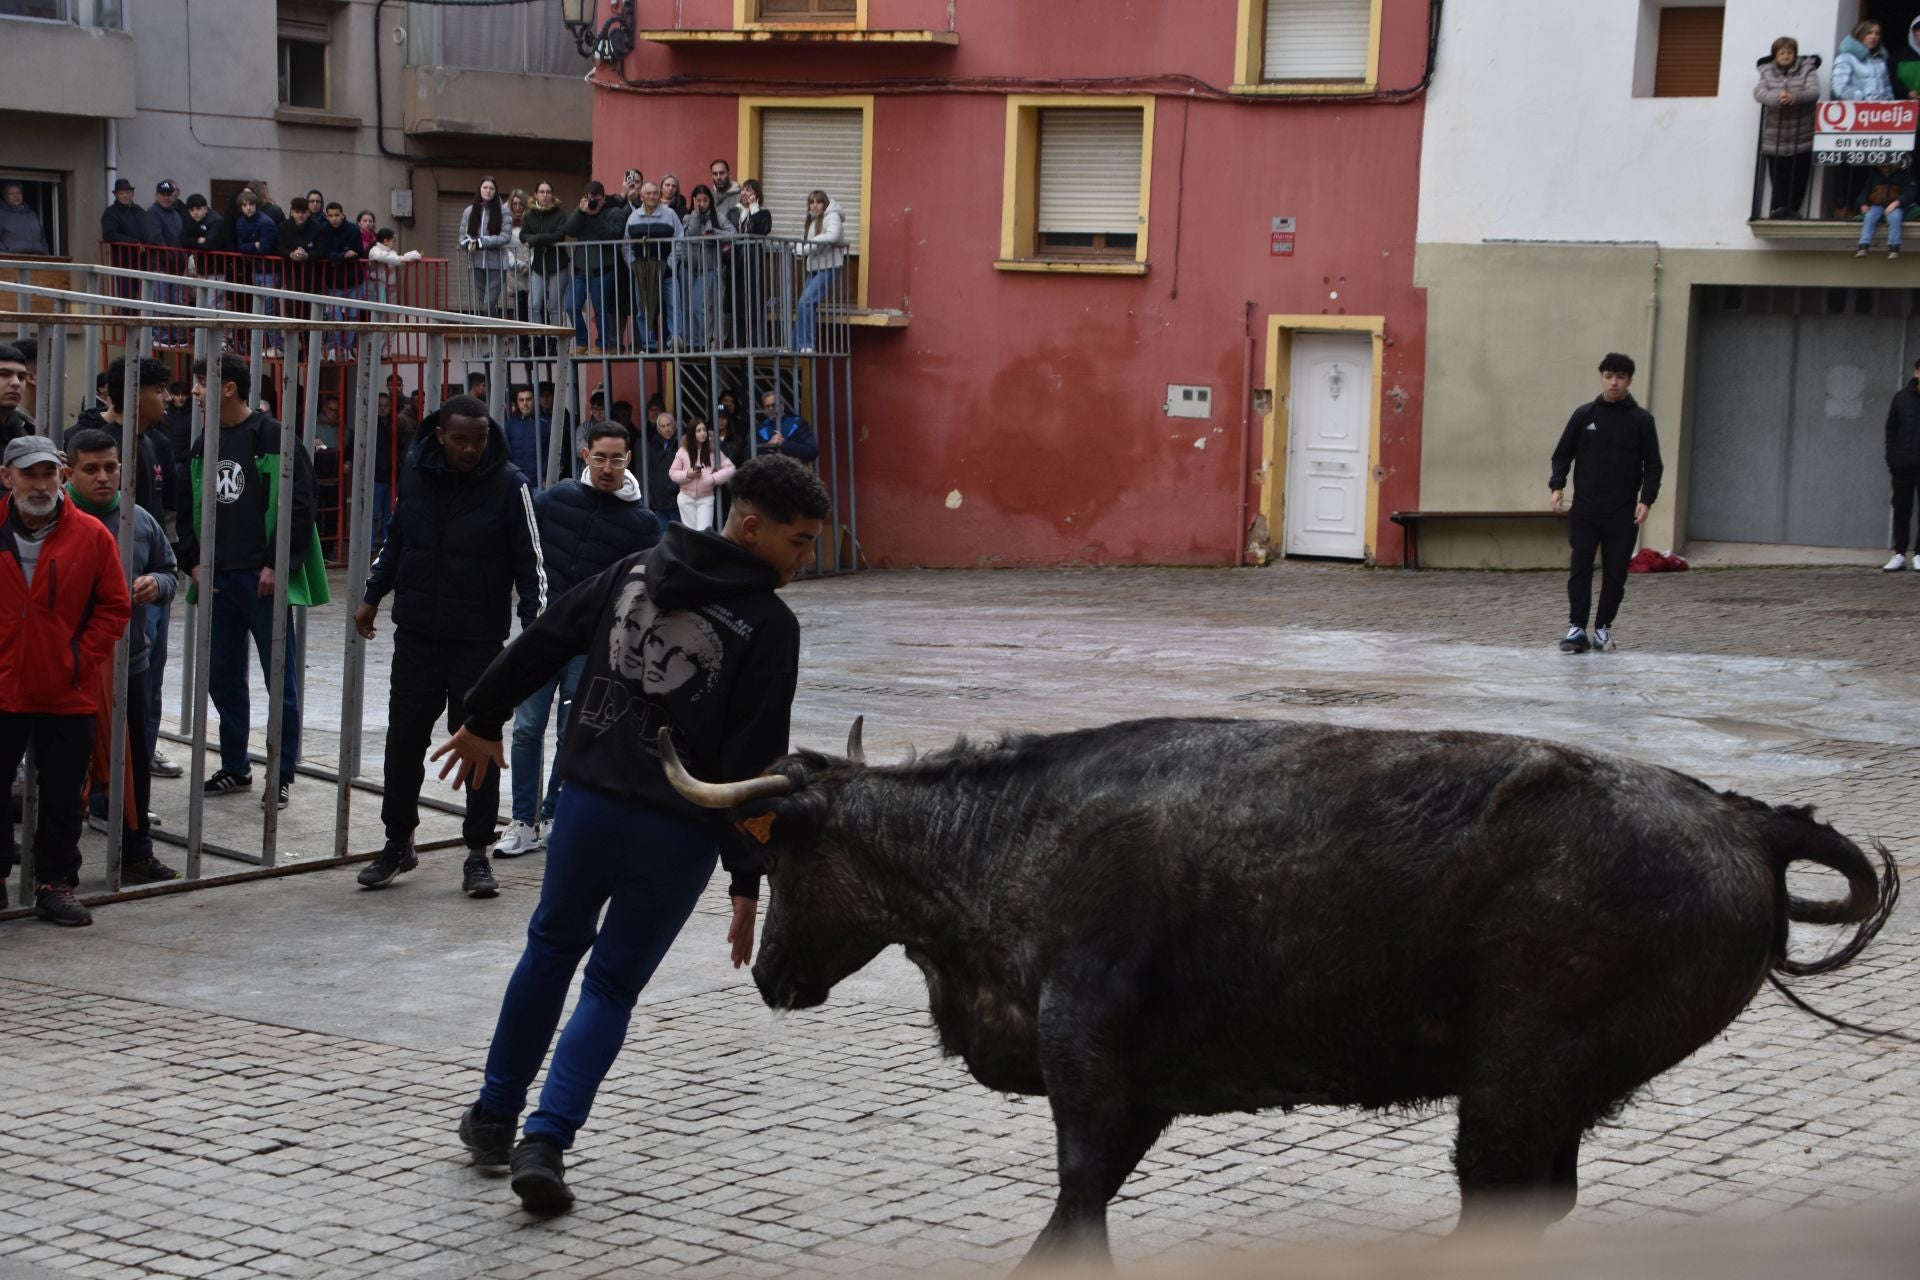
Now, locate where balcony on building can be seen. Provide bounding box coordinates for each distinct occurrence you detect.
[632,0,957,46]
[1748,99,1918,245]
[402,0,595,143]
[0,0,135,119]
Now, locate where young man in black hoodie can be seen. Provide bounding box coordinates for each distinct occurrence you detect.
[353,396,546,899]
[1881,354,1920,572]
[435,454,828,1213]
[1549,352,1663,654]
[181,355,320,809]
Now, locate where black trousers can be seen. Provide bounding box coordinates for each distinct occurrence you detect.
[1767,153,1812,216]
[1567,508,1638,630]
[382,627,503,851]
[0,711,95,889]
[1892,467,1920,554]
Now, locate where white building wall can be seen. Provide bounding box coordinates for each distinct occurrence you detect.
[1417,0,1858,249]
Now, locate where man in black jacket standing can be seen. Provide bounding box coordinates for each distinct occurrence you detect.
[353,396,547,899]
[1549,352,1663,654]
[1881,354,1920,572]
[432,455,828,1213]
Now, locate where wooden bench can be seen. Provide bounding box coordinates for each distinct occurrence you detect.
[1389,510,1567,570]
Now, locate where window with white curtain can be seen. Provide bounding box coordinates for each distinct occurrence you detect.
[407,0,585,77]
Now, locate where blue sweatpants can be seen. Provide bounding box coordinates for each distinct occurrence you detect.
[477,784,717,1148]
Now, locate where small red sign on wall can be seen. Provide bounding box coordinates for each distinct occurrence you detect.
[1270,216,1296,257]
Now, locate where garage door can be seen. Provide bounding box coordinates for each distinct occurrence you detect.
[1689,286,1915,549]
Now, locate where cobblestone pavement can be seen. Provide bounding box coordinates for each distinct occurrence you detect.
[4,564,1919,1278]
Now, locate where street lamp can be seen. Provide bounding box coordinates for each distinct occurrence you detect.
[561,0,636,63]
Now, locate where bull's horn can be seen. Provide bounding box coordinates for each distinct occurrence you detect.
[846,716,867,765]
[657,729,794,808]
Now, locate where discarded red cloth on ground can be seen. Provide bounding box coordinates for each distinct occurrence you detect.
[1629,548,1689,574]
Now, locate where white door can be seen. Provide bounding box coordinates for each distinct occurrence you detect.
[1283,332,1371,559]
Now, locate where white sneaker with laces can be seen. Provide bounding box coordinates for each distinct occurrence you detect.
[1884,553,1907,572]
[492,820,543,858]
[1911,557,1920,572]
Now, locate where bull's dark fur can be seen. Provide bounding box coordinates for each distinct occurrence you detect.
[738,718,1894,1264]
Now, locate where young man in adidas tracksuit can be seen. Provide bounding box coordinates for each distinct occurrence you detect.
[353,395,547,899]
[1549,352,1664,654]
[431,454,828,1213]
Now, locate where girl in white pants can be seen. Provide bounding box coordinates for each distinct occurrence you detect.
[669,416,735,531]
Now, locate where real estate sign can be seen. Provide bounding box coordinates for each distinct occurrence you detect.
[1812,101,1920,166]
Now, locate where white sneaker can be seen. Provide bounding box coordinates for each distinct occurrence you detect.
[492,820,543,858]
[1884,553,1907,572]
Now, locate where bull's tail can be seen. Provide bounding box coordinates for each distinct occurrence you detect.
[1764,804,1900,978]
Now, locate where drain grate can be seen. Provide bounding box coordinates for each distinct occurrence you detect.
[811,682,1018,701]
[1229,686,1403,707]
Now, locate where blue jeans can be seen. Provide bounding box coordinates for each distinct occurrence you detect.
[371,480,392,554]
[328,284,361,356]
[206,570,301,782]
[570,271,617,347]
[143,603,168,761]
[1861,204,1905,248]
[795,265,839,350]
[478,786,717,1148]
[510,654,583,826]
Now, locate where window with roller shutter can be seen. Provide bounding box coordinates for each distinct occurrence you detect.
[755,0,857,21]
[759,108,864,248]
[1652,6,1722,98]
[1263,0,1373,83]
[1035,109,1145,259]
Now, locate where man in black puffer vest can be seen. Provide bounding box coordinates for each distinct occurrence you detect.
[354,395,547,898]
[490,420,661,859]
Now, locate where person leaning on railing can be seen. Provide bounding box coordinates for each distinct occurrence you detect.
[1755,37,1822,219]
[562,181,628,354]
[520,182,572,355]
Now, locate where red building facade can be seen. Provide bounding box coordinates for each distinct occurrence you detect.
[595,0,1432,566]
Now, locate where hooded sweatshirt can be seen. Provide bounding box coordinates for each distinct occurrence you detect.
[460,524,801,899]
[1897,21,1920,97]
[178,410,317,576]
[1548,392,1664,514]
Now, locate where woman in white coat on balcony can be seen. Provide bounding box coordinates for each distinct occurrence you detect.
[1833,20,1893,101]
[459,177,512,318]
[794,189,846,352]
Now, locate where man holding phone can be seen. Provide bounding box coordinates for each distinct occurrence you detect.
[563,181,629,353]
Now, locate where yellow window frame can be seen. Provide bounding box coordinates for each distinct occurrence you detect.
[734,0,867,30]
[1233,0,1383,95]
[737,95,876,314]
[996,94,1154,276]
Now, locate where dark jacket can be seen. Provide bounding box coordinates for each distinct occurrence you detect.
[1548,393,1664,513]
[278,215,324,267]
[756,412,819,464]
[177,411,317,575]
[100,199,153,247]
[179,211,223,254]
[145,201,184,252]
[505,410,551,490]
[1887,378,1920,470]
[1,408,33,446]
[519,202,571,275]
[460,524,802,900]
[363,411,545,643]
[643,429,680,515]
[534,472,662,601]
[1854,162,1918,211]
[233,210,278,257]
[317,218,364,288]
[561,201,629,278]
[67,490,176,676]
[135,428,173,525]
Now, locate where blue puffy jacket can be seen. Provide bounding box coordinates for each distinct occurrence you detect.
[505,411,551,489]
[533,471,661,601]
[1832,35,1894,101]
[233,210,278,256]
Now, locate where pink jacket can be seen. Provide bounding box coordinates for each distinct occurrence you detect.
[669,447,735,498]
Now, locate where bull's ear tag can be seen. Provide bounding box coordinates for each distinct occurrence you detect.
[738,813,777,845]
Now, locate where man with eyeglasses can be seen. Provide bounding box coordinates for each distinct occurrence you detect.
[491,421,661,858]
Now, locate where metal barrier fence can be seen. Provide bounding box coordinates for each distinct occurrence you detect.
[3,253,862,917]
[1,262,565,912]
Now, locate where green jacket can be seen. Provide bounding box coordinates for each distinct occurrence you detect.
[185,450,331,606]
[562,202,630,278]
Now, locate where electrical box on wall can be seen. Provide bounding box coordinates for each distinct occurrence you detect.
[1164,384,1212,419]
[389,188,414,221]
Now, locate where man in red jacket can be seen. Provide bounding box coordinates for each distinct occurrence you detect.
[0,434,134,926]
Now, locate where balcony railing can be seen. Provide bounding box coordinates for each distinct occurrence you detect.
[1750,99,1917,235]
[444,233,857,359]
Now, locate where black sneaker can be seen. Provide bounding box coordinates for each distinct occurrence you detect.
[34,884,93,927]
[509,1136,573,1213]
[357,841,418,889]
[204,769,253,795]
[1558,626,1590,654]
[122,857,181,885]
[459,1103,515,1168]
[261,780,290,810]
[462,853,499,899]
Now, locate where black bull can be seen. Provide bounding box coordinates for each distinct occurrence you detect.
[661,717,1897,1263]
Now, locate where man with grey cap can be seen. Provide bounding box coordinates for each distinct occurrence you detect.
[0,434,134,926]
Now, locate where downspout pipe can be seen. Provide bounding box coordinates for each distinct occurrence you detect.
[1237,299,1255,567]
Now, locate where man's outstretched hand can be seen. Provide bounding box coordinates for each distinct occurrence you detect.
[431,727,506,791]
